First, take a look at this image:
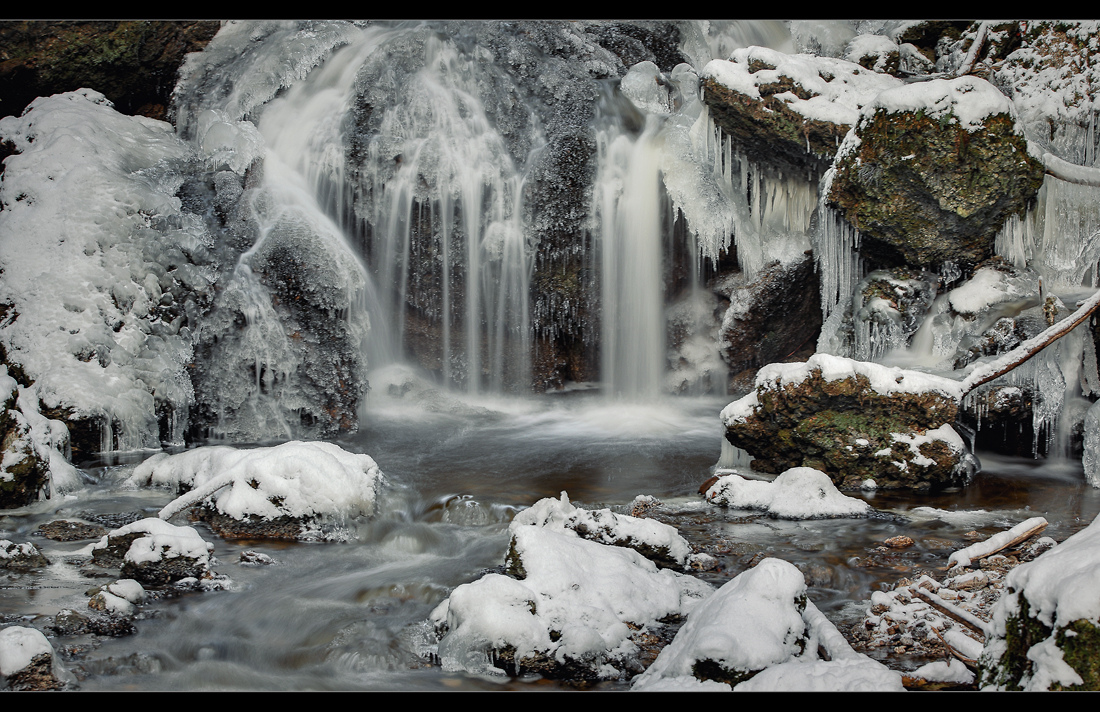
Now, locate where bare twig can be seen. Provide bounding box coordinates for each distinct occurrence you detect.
[960,288,1100,396]
[930,625,980,673]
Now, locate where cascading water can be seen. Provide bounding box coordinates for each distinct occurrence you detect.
[593,109,666,399]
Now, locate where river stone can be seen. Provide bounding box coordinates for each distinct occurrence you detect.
[827,76,1045,271]
[723,354,973,490]
[0,540,49,570]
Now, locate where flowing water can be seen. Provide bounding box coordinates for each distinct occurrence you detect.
[5,20,1100,690]
[4,393,1099,690]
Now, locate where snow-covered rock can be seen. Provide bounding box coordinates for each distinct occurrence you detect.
[980,511,1100,690]
[0,539,49,570]
[704,467,872,519]
[0,89,213,454]
[510,492,697,568]
[827,75,1045,269]
[127,441,385,540]
[0,626,68,690]
[633,558,904,691]
[722,353,974,490]
[90,517,214,586]
[430,506,712,680]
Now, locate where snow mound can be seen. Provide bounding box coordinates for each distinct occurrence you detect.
[512,491,696,567]
[705,467,872,519]
[127,441,384,524]
[431,522,712,679]
[0,626,53,675]
[703,45,902,127]
[633,557,903,691]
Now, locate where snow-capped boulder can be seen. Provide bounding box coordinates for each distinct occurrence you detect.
[632,557,904,691]
[0,626,69,690]
[722,353,975,490]
[430,501,713,681]
[702,46,902,176]
[979,511,1100,690]
[827,76,1045,270]
[90,518,214,586]
[127,441,385,540]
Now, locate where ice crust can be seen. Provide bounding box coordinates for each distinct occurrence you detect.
[127,441,384,523]
[0,89,208,451]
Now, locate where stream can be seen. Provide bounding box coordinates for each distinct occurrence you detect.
[3,392,1098,691]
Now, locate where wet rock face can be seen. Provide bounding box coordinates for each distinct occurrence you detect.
[717,255,823,376]
[190,507,305,541]
[0,21,221,120]
[725,361,970,490]
[828,98,1045,271]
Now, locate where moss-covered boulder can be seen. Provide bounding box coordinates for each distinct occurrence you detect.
[827,76,1045,271]
[0,20,221,120]
[701,46,902,176]
[980,512,1100,690]
[722,353,973,490]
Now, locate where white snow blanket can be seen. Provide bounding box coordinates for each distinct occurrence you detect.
[431,516,712,677]
[127,441,385,523]
[511,491,696,565]
[705,467,871,519]
[633,558,904,691]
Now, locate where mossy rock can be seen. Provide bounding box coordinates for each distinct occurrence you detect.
[980,596,1100,690]
[828,103,1045,270]
[726,367,969,490]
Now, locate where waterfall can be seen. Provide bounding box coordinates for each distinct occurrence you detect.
[594,113,666,399]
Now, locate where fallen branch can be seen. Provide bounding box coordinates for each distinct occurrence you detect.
[960,289,1100,396]
[931,625,980,673]
[1043,152,1100,187]
[947,516,1048,567]
[913,587,991,638]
